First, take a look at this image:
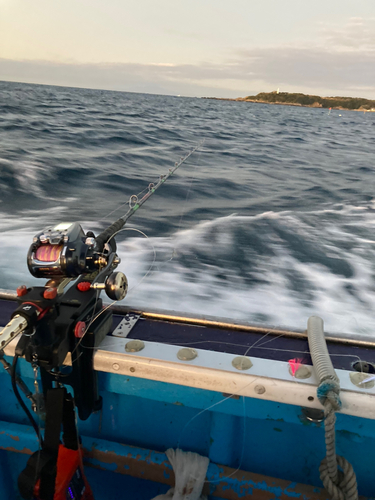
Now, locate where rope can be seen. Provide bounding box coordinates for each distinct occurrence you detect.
[318,387,358,500]
[317,380,342,412]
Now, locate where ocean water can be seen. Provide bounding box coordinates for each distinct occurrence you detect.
[1,80,375,335]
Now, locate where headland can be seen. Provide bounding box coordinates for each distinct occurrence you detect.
[206,91,375,111]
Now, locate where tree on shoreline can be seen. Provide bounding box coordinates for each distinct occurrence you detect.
[244,92,375,110]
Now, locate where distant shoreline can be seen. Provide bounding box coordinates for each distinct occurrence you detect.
[203,92,375,112]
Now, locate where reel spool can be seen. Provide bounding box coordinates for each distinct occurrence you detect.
[27,222,98,278]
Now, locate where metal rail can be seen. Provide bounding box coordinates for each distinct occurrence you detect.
[1,289,375,348]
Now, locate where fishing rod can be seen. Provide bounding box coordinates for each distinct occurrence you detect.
[0,142,203,500]
[95,142,202,252]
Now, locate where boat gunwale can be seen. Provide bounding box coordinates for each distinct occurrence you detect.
[1,288,374,348]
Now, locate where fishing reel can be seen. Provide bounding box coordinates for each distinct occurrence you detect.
[27,221,128,301]
[27,221,97,278]
[1,226,131,498]
[1,221,128,419]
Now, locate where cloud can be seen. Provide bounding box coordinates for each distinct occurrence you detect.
[319,17,375,52]
[233,46,375,96]
[0,58,252,97]
[1,18,374,99]
[231,18,375,97]
[150,63,176,67]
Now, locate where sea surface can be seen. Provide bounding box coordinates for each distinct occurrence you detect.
[1,81,375,336]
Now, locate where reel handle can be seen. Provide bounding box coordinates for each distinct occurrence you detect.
[91,272,128,301]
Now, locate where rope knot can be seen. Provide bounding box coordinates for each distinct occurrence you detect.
[320,455,358,500]
[317,380,342,411]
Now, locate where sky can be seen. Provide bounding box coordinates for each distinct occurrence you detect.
[1,0,375,98]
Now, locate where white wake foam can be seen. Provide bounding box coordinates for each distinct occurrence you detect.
[2,206,375,336]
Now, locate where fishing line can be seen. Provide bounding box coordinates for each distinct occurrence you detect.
[78,326,365,366]
[176,331,282,443]
[96,142,204,294]
[34,363,44,492]
[176,394,248,484]
[176,392,245,450]
[175,328,277,482]
[100,142,204,226]
[72,143,204,358]
[175,146,202,236]
[242,329,280,357]
[107,227,157,294]
[176,382,253,484]
[174,340,364,366]
[11,355,43,445]
[155,146,203,273]
[71,301,117,359]
[204,398,247,484]
[70,312,364,482]
[101,158,205,296]
[101,184,152,223]
[72,399,85,473]
[70,288,100,360]
[71,227,156,358]
[175,325,363,483]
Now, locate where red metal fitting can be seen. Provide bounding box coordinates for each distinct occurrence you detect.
[77,282,91,292]
[16,285,28,297]
[74,321,86,338]
[43,287,57,300]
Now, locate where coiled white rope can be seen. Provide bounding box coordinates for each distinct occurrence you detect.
[307,316,358,500]
[319,401,358,500]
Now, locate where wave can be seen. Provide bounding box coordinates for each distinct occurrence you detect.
[1,205,375,335]
[111,208,375,335]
